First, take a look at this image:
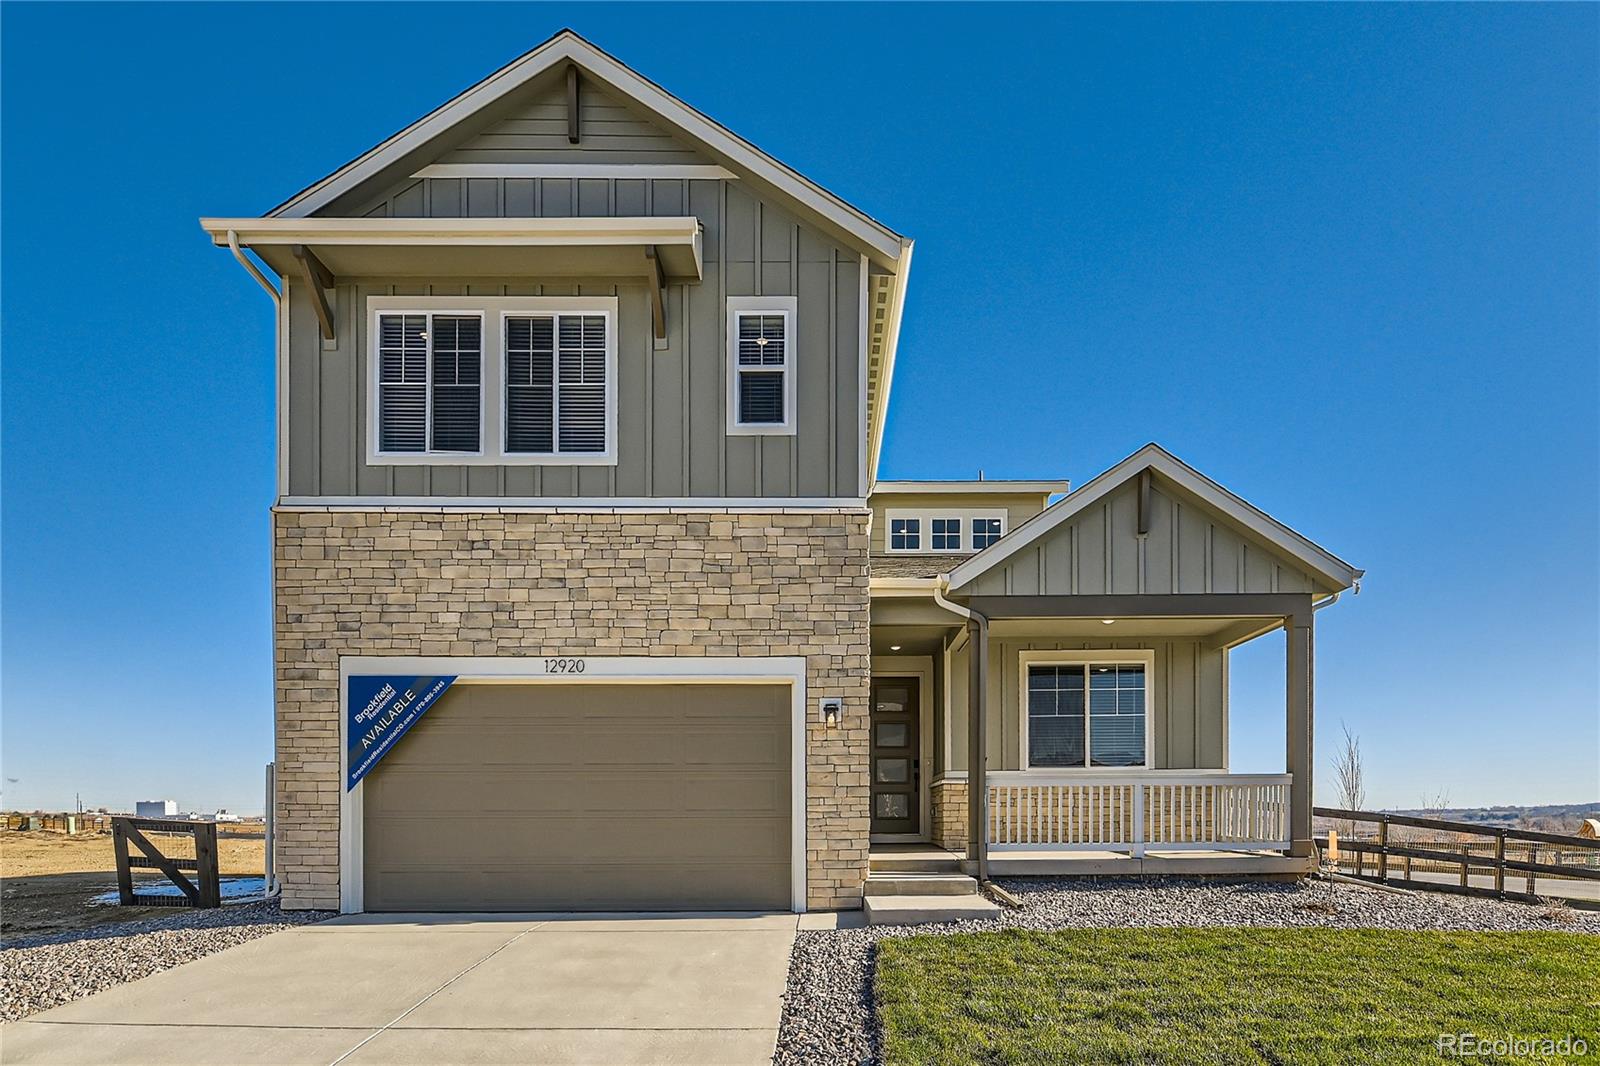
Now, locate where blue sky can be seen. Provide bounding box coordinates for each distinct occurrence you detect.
[2,4,1595,813]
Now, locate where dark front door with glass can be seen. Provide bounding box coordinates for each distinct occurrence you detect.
[870,677,919,835]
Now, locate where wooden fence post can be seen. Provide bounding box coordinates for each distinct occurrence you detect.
[1377,818,1389,883]
[1459,844,1469,887]
[111,819,134,906]
[1527,844,1537,896]
[1494,830,1506,897]
[195,822,221,908]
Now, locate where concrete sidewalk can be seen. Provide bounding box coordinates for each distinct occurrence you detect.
[1,912,797,1065]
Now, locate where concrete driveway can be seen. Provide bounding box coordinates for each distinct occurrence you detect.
[1,912,797,1065]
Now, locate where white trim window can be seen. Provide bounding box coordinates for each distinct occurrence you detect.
[972,516,1004,549]
[368,296,617,465]
[889,515,921,551]
[504,313,609,457]
[727,296,797,434]
[376,312,484,455]
[884,508,1007,554]
[1022,651,1154,769]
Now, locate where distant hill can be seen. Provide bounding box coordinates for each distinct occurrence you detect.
[1382,803,1599,834]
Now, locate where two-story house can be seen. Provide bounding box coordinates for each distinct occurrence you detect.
[207,31,1361,922]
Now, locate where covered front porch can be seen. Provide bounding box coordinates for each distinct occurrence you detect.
[868,446,1364,880]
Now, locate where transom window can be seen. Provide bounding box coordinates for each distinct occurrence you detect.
[973,517,1003,549]
[727,297,797,434]
[368,297,616,465]
[890,517,921,551]
[1027,660,1149,768]
[931,517,962,551]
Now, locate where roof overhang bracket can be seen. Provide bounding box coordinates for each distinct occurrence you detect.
[1137,470,1152,536]
[566,63,581,143]
[645,245,668,349]
[291,244,337,343]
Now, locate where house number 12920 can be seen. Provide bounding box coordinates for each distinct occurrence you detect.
[544,658,586,674]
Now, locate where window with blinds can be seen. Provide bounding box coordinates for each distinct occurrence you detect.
[504,313,610,456]
[376,313,482,454]
[1027,662,1148,769]
[727,299,796,434]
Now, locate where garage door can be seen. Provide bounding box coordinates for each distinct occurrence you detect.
[361,682,791,911]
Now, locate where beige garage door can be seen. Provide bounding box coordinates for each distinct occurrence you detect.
[361,682,792,912]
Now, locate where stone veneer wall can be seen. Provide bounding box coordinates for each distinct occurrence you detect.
[273,509,870,912]
[931,778,968,853]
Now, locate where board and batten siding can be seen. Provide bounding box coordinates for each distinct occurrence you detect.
[284,176,864,499]
[958,479,1325,597]
[945,636,1227,773]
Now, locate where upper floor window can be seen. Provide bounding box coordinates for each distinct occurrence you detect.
[890,517,921,551]
[369,296,616,466]
[377,313,484,454]
[885,509,1007,553]
[931,517,963,551]
[727,296,797,435]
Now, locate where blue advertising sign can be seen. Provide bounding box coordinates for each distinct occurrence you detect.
[346,675,457,790]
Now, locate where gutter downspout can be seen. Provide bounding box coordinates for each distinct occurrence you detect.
[937,576,988,883]
[228,230,283,899]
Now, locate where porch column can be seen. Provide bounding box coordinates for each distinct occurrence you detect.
[966,613,989,878]
[1285,601,1315,857]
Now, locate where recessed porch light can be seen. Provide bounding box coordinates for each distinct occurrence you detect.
[889,644,902,651]
[1101,619,1115,625]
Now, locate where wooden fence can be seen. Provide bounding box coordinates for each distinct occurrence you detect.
[1,813,115,833]
[1313,806,1600,905]
[111,817,222,908]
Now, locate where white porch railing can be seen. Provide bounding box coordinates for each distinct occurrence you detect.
[987,772,1292,855]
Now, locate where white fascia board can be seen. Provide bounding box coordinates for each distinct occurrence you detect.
[946,443,1365,593]
[413,163,736,180]
[866,240,914,492]
[872,480,1071,495]
[869,577,942,595]
[201,216,701,247]
[263,32,904,265]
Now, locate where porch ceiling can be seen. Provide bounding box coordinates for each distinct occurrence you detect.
[870,625,952,657]
[987,616,1279,642]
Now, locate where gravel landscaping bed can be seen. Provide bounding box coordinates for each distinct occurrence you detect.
[1,899,333,1022]
[774,877,1599,1066]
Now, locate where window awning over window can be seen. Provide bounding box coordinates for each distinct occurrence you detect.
[200,216,703,283]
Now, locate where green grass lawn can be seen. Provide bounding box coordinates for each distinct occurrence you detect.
[877,928,1598,1064]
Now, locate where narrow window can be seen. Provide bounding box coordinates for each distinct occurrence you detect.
[727,299,796,433]
[504,313,609,456]
[889,517,921,551]
[376,312,482,454]
[931,517,963,551]
[1027,663,1147,769]
[972,517,1004,549]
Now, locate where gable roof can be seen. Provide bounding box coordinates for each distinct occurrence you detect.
[256,28,913,488]
[265,30,906,265]
[946,443,1365,594]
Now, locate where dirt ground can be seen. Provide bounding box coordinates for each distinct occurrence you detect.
[2,830,266,941]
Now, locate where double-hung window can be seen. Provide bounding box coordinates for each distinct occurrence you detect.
[727,296,796,434]
[972,517,1004,549]
[1025,653,1151,769]
[504,313,608,456]
[376,312,484,455]
[369,297,616,465]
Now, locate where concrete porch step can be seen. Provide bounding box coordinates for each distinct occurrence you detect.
[865,872,977,897]
[864,894,1001,926]
[868,845,965,874]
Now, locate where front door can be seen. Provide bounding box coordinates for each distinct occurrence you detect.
[870,677,920,835]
